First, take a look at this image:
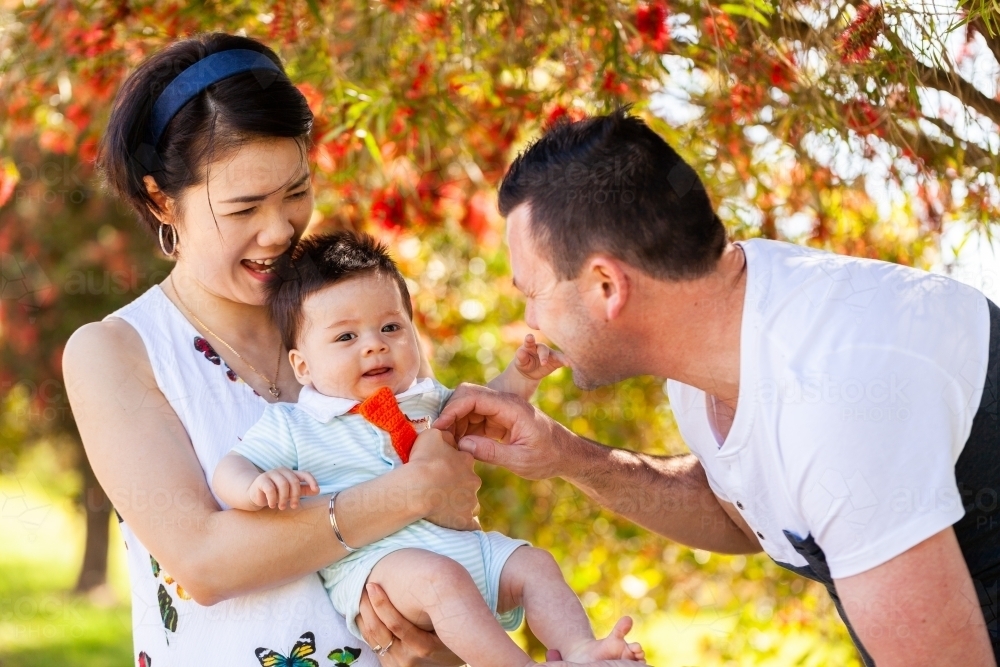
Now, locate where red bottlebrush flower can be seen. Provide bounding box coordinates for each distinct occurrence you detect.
[390,106,415,136]
[844,99,882,134]
[64,103,91,133]
[636,1,670,52]
[704,12,737,46]
[461,191,491,240]
[39,129,72,155]
[601,71,629,96]
[371,187,406,230]
[78,136,99,165]
[837,3,885,64]
[769,56,796,90]
[728,82,765,123]
[415,10,446,35]
[296,83,324,116]
[545,104,569,127]
[406,62,431,100]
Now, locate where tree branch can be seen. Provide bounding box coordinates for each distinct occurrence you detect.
[768,16,1000,128]
[910,58,1000,127]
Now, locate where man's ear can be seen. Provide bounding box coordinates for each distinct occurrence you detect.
[288,348,311,385]
[143,175,173,224]
[579,255,631,322]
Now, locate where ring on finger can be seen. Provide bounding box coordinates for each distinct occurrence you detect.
[378,639,393,656]
[372,643,382,653]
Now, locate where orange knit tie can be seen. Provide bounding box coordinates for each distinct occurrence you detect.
[348,386,418,463]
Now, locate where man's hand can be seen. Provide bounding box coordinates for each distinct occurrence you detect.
[435,384,760,554]
[836,526,995,667]
[433,383,577,480]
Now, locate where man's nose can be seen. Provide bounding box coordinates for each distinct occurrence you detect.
[525,302,540,330]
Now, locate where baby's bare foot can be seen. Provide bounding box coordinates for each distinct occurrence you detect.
[561,617,645,663]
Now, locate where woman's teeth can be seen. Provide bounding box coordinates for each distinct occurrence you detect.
[243,258,275,273]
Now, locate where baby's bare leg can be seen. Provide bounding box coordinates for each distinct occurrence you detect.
[497,546,595,656]
[498,546,644,662]
[367,549,532,667]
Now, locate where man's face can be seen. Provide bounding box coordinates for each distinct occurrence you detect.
[506,204,623,390]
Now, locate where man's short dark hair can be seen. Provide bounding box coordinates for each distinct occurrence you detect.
[266,231,412,352]
[498,108,726,280]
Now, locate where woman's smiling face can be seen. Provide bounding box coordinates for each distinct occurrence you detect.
[166,137,314,305]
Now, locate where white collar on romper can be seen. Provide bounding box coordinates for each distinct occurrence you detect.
[296,377,438,423]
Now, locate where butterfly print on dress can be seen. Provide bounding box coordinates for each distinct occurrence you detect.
[192,336,261,396]
[255,630,319,667]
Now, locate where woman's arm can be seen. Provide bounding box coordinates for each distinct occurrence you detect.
[64,318,481,606]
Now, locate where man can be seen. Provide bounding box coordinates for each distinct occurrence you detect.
[434,109,999,666]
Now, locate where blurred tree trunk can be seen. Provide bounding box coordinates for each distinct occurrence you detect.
[74,452,110,593]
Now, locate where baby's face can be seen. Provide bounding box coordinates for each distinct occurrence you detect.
[289,272,420,401]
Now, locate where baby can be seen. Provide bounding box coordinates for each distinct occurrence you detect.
[212,231,644,667]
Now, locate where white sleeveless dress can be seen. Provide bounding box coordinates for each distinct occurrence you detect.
[104,282,375,667]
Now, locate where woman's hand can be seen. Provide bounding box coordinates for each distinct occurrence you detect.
[407,428,481,531]
[357,583,464,667]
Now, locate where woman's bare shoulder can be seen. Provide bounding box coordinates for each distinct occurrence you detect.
[64,317,154,389]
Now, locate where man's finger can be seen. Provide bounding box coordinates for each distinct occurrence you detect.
[434,386,507,429]
[458,435,507,466]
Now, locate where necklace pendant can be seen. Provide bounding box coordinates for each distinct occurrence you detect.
[269,385,281,399]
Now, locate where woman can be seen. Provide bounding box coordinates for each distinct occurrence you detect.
[64,33,481,666]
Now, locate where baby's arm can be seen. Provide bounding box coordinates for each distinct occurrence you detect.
[212,452,318,511]
[487,334,566,400]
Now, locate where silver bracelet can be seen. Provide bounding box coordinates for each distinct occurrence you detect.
[329,492,358,553]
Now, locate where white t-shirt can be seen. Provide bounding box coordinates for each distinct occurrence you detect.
[666,239,991,579]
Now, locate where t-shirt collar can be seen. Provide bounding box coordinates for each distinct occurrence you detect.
[297,376,437,423]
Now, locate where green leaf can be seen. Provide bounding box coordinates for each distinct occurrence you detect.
[362,130,384,168]
[304,0,321,23]
[721,3,771,26]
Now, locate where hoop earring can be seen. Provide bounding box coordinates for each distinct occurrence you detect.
[158,223,178,257]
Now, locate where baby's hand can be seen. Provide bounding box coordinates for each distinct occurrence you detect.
[513,334,566,381]
[249,467,319,510]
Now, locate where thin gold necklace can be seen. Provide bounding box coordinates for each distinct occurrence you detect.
[170,275,282,399]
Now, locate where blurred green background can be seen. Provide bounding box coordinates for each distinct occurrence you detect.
[3,0,998,664]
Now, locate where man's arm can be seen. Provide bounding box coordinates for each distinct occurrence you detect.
[836,526,995,666]
[434,383,761,554]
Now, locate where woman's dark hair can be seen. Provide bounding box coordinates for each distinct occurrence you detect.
[266,231,413,352]
[498,107,726,281]
[98,33,314,250]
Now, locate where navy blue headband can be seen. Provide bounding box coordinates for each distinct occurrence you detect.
[149,49,282,146]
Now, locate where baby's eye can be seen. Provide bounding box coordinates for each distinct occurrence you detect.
[230,207,256,218]
[286,190,308,201]
[382,324,401,333]
[336,332,356,342]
